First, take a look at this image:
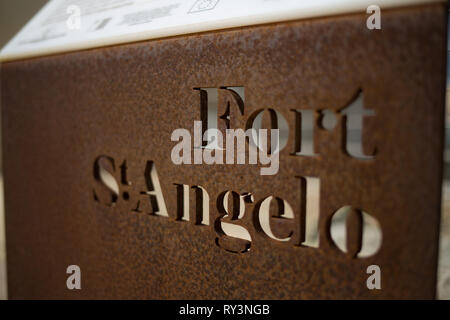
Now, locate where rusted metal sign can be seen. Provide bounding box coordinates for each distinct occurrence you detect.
[1,4,447,299]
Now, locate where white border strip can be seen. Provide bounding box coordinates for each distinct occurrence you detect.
[0,0,446,62]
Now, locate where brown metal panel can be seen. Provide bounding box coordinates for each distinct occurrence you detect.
[1,4,447,299]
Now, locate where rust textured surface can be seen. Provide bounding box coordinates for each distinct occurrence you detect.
[1,4,447,299]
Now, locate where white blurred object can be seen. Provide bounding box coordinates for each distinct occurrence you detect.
[0,0,445,62]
